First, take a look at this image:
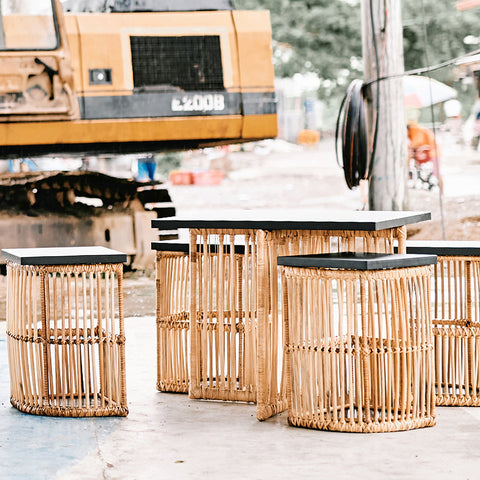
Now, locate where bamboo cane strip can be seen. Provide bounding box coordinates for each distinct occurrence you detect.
[95,272,105,408]
[52,274,60,405]
[21,270,32,406]
[189,233,199,398]
[39,270,49,408]
[117,265,126,409]
[24,270,32,405]
[74,273,82,406]
[400,277,410,422]
[375,279,386,423]
[237,255,244,390]
[112,273,119,404]
[367,279,378,419]
[18,269,27,404]
[410,278,419,420]
[350,279,361,424]
[67,274,74,404]
[81,273,90,409]
[336,279,346,425]
[382,279,393,424]
[29,271,40,406]
[89,273,98,408]
[104,272,111,404]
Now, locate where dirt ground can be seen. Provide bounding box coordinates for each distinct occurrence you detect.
[168,132,480,242]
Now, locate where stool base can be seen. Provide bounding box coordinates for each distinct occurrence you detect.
[288,413,436,433]
[11,396,128,417]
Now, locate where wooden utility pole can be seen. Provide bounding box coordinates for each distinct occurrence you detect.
[362,0,408,210]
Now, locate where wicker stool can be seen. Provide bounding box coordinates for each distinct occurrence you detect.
[152,241,190,393]
[2,246,128,417]
[405,241,480,406]
[278,253,437,433]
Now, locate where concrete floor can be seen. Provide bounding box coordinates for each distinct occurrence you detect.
[2,308,480,480]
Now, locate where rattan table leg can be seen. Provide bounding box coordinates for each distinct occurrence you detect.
[188,229,257,402]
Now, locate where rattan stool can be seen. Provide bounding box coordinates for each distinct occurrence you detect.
[405,241,480,406]
[278,253,437,433]
[152,241,190,393]
[2,246,128,417]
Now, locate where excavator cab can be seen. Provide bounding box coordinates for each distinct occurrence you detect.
[0,0,78,120]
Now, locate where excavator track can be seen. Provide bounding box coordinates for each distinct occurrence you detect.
[0,170,176,268]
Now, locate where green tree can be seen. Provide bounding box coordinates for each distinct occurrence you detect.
[402,0,480,115]
[402,0,479,76]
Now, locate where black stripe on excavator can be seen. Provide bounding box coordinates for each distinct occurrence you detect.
[78,91,276,120]
[0,138,274,159]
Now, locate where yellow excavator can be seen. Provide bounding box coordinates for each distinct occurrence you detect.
[0,0,277,266]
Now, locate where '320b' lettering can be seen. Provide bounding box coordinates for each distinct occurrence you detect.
[171,94,225,112]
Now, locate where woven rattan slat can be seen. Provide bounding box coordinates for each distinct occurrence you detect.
[3,247,128,417]
[279,253,437,433]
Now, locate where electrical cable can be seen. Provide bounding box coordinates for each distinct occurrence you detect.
[368,0,381,184]
[365,45,480,89]
[420,0,446,239]
[335,80,368,189]
[335,0,380,191]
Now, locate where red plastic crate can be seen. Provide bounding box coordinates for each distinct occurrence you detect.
[169,170,193,185]
[193,170,224,186]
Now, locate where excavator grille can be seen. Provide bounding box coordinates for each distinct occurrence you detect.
[130,35,224,91]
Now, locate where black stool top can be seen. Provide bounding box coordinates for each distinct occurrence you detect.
[277,253,437,270]
[151,241,190,253]
[2,246,127,266]
[401,240,480,256]
[151,241,246,255]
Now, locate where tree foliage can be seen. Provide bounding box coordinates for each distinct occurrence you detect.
[402,0,479,80]
[235,0,363,99]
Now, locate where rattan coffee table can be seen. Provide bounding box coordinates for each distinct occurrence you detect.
[152,210,431,420]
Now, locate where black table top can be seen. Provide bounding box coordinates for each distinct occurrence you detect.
[403,240,480,256]
[277,253,437,270]
[152,210,431,232]
[2,246,127,266]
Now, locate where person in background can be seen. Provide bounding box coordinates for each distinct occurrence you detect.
[136,153,156,181]
[407,120,443,193]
